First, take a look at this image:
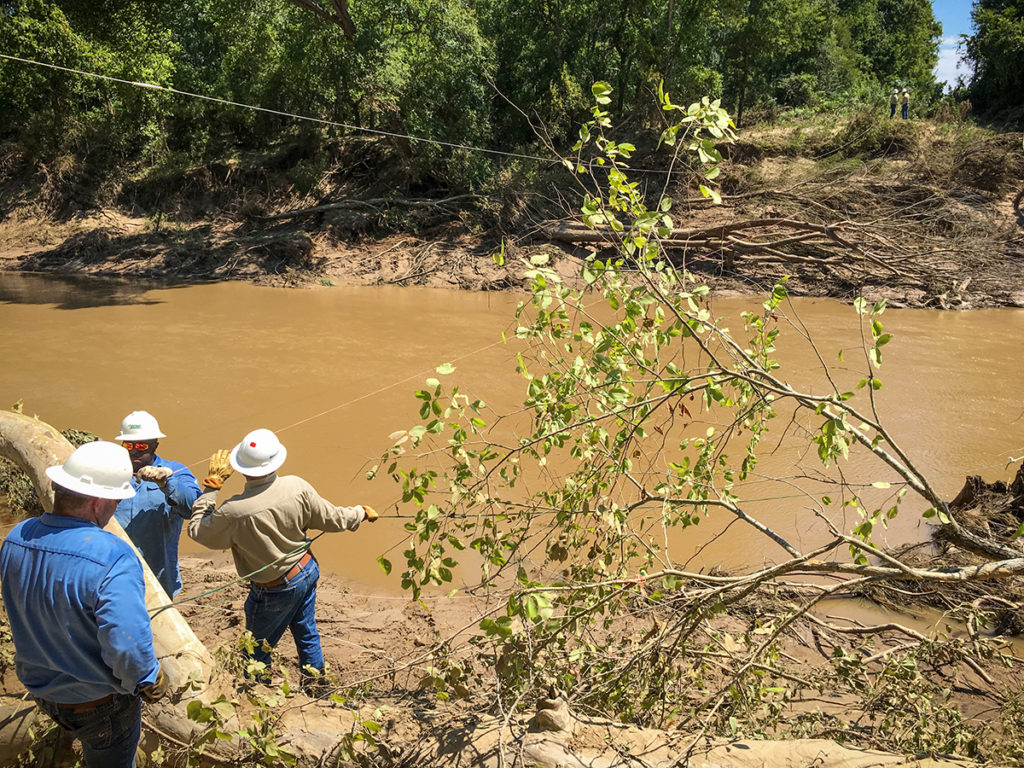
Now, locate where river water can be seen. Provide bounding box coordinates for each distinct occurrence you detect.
[2,273,1023,596]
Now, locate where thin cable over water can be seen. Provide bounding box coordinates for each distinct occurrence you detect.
[0,52,682,176]
[0,53,556,166]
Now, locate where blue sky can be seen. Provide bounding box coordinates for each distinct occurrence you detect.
[932,0,974,88]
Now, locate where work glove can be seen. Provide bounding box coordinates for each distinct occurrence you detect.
[141,665,168,702]
[362,505,379,523]
[202,449,233,491]
[137,465,173,487]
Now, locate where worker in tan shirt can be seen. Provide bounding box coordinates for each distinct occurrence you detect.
[188,428,377,689]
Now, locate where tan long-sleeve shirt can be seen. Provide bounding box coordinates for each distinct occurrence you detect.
[188,473,366,583]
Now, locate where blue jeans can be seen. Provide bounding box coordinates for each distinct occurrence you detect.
[901,103,908,119]
[244,555,324,678]
[35,694,140,768]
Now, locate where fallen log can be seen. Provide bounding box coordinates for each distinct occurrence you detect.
[539,217,907,277]
[259,194,485,221]
[0,410,213,692]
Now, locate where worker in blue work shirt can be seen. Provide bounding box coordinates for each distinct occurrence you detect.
[0,441,167,768]
[113,410,201,598]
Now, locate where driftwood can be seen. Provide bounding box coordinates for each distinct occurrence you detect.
[259,194,484,222]
[938,463,1024,559]
[539,217,910,279]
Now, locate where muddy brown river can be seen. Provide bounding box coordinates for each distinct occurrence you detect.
[2,273,1023,594]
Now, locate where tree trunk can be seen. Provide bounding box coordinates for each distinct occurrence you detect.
[0,410,213,690]
[0,411,218,763]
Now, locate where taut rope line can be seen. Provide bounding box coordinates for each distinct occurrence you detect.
[0,53,555,165]
[0,52,683,176]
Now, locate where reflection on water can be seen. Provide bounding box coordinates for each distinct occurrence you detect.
[0,272,162,309]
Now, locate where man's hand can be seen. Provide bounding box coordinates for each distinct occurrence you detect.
[141,666,168,702]
[362,505,379,523]
[202,449,233,491]
[137,465,173,487]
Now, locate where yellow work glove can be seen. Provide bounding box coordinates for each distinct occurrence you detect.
[362,505,379,523]
[137,465,173,487]
[141,665,167,702]
[202,449,233,490]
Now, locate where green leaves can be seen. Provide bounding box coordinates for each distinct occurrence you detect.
[523,592,555,622]
[591,81,612,105]
[698,184,723,205]
[364,81,940,739]
[813,415,851,466]
[922,506,951,524]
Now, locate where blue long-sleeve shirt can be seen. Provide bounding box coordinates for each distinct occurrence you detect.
[114,455,201,597]
[0,514,160,703]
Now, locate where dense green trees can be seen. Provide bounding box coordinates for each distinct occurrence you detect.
[964,0,1024,113]
[477,0,942,138]
[0,0,495,175]
[0,0,950,181]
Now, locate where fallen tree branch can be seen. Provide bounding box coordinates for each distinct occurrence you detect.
[539,217,910,278]
[258,194,485,221]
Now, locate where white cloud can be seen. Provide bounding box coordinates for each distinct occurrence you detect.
[935,37,973,90]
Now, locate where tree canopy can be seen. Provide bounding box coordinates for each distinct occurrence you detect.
[964,0,1024,114]
[0,0,947,176]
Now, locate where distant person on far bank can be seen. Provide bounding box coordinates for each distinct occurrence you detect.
[187,428,378,690]
[0,441,167,768]
[901,88,910,119]
[114,410,201,598]
[889,88,898,118]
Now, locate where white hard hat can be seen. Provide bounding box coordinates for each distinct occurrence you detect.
[230,428,287,477]
[46,441,137,500]
[114,410,166,441]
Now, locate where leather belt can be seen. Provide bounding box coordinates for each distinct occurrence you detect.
[256,552,312,588]
[67,693,115,713]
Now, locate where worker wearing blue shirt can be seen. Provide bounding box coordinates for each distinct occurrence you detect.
[0,441,166,768]
[113,411,201,598]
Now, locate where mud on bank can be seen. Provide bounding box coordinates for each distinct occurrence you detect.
[1,117,1022,309]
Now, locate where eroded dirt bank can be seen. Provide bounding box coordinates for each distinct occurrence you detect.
[1,119,1022,309]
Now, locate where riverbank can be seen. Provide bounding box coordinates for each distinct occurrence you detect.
[1,114,1022,308]
[2,552,1013,766]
